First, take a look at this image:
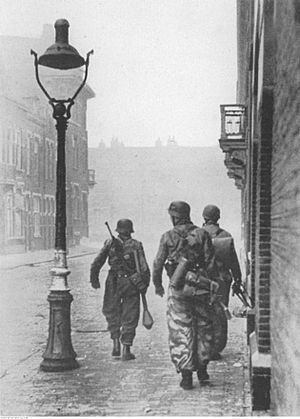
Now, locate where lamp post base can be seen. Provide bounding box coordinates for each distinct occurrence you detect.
[40,357,79,372]
[40,290,79,372]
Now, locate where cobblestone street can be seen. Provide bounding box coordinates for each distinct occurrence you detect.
[0,246,251,416]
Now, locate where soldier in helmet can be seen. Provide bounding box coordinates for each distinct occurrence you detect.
[202,204,242,359]
[90,219,150,361]
[152,201,219,389]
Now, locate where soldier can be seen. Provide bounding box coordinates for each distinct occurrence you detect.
[90,219,150,361]
[152,201,219,390]
[202,204,242,359]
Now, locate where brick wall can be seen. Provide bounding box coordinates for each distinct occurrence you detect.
[254,88,273,354]
[250,141,258,303]
[271,1,300,415]
[252,0,276,356]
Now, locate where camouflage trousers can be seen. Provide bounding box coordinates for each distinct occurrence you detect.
[211,278,231,354]
[218,277,232,307]
[167,286,214,372]
[211,301,228,354]
[102,271,140,346]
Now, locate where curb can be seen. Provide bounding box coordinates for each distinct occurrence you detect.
[0,245,99,271]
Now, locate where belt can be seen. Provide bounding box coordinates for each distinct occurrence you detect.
[116,272,129,279]
[110,269,130,278]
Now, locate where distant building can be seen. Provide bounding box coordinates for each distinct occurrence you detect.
[0,25,95,253]
[88,140,241,257]
[218,0,300,414]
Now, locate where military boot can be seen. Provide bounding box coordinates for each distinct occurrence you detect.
[122,344,136,361]
[112,338,121,357]
[180,370,193,390]
[197,364,210,384]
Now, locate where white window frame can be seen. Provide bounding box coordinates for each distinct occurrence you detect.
[6,193,14,238]
[16,130,22,170]
[26,131,32,175]
[33,194,41,237]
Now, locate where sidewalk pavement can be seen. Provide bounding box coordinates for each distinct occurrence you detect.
[0,240,254,416]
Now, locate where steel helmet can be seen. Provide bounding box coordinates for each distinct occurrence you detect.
[115,219,134,234]
[168,201,191,218]
[202,205,220,222]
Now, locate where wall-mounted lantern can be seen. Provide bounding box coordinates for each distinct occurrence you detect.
[218,104,247,190]
[220,104,246,143]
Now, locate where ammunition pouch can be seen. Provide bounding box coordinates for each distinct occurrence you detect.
[182,271,219,304]
[168,256,206,291]
[169,256,189,289]
[165,261,200,278]
[181,283,208,298]
[129,272,148,293]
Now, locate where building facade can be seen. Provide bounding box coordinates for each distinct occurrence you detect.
[0,26,94,253]
[219,0,300,414]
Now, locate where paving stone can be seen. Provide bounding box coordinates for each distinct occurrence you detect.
[0,249,252,416]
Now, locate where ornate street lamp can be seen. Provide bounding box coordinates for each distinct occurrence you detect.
[31,19,93,371]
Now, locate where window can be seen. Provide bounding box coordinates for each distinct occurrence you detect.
[14,189,25,237]
[33,196,41,237]
[25,195,31,212]
[6,194,14,238]
[2,128,8,163]
[33,138,39,179]
[12,129,17,165]
[44,139,55,181]
[26,132,31,175]
[45,142,49,181]
[73,186,80,219]
[6,128,12,164]
[82,192,88,223]
[50,142,55,181]
[45,198,51,215]
[15,208,23,238]
[294,0,300,23]
[21,131,26,171]
[51,198,55,215]
[72,135,79,169]
[16,130,22,170]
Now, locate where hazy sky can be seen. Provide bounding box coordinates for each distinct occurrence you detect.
[0,0,237,147]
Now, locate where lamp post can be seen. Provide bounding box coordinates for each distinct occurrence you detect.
[31,19,93,372]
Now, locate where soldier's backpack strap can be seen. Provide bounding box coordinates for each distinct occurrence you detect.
[173,224,198,240]
[173,225,199,261]
[210,227,223,239]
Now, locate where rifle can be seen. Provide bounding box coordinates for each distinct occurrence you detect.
[105,221,124,293]
[105,222,123,253]
[133,250,154,330]
[232,281,254,309]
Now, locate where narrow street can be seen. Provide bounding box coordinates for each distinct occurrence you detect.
[0,247,251,416]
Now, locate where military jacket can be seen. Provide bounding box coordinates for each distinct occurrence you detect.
[152,222,218,289]
[203,222,241,281]
[90,237,150,285]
